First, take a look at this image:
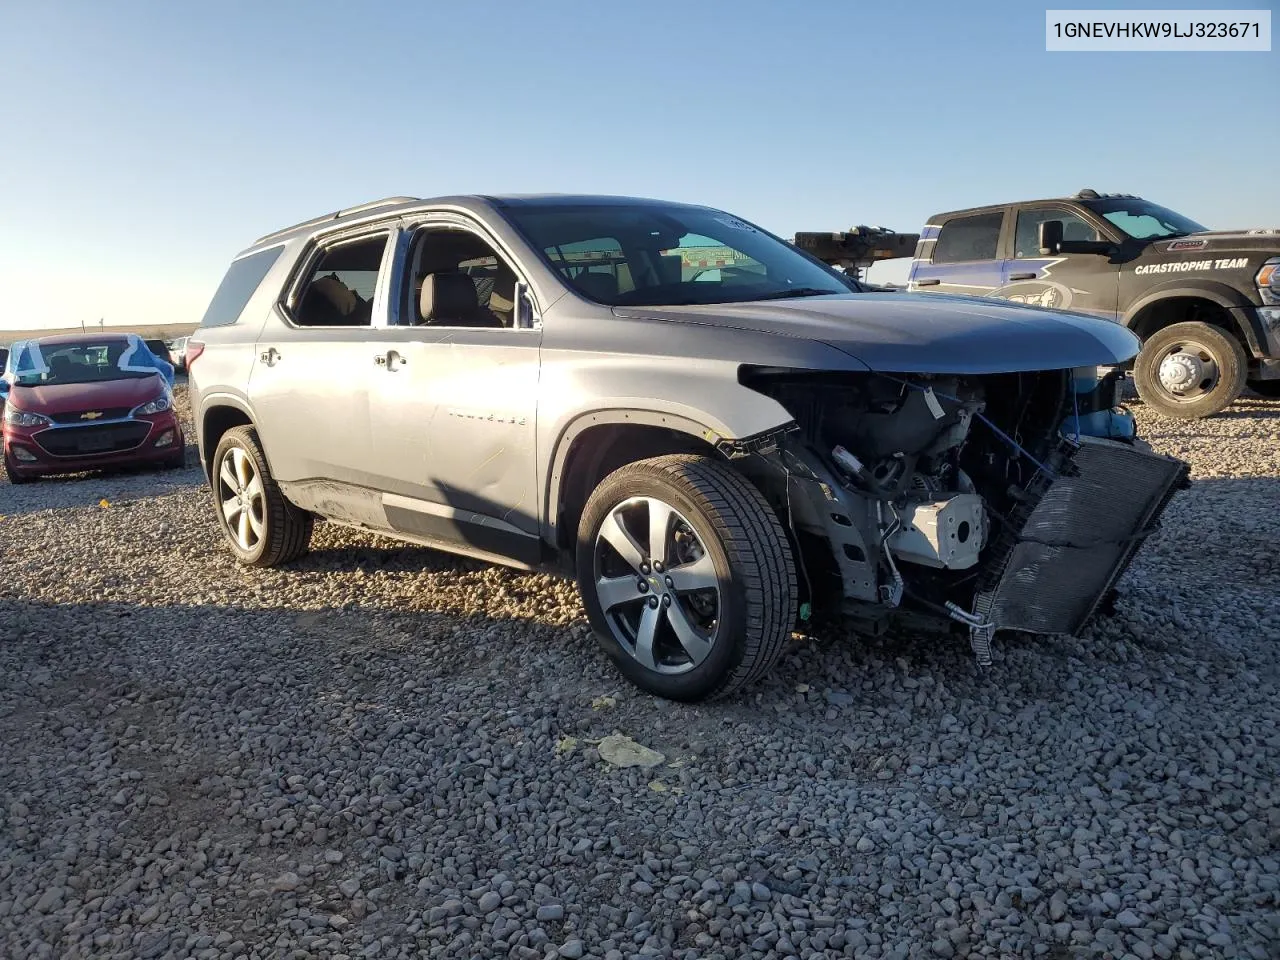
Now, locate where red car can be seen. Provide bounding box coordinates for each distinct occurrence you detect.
[2,333,184,483]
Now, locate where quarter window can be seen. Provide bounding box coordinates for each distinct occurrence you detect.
[1014,208,1100,258]
[933,213,1003,264]
[199,246,283,328]
[292,234,389,327]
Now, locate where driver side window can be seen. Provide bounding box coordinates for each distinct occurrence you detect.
[403,226,526,329]
[1014,208,1100,258]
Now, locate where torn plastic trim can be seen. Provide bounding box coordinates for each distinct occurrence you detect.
[708,421,801,459]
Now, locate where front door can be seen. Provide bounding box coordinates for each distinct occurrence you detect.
[363,220,544,565]
[997,205,1121,320]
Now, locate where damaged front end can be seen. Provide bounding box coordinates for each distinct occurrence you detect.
[734,366,1190,663]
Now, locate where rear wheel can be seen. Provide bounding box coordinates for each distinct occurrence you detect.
[211,426,312,567]
[1247,379,1280,399]
[575,454,797,702]
[1134,321,1247,419]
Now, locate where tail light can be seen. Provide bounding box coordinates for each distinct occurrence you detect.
[184,340,205,367]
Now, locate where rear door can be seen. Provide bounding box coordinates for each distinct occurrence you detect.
[999,203,1121,319]
[909,209,1008,296]
[248,228,394,486]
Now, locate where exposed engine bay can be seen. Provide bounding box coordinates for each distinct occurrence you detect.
[738,366,1190,662]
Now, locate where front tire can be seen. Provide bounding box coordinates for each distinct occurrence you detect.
[3,451,32,484]
[211,426,312,567]
[1133,321,1247,419]
[575,454,797,702]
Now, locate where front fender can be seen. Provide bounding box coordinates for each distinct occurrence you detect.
[537,362,797,545]
[1123,280,1265,355]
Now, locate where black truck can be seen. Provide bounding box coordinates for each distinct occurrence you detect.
[797,191,1280,419]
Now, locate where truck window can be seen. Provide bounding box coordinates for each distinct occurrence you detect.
[1014,208,1099,258]
[932,213,1002,264]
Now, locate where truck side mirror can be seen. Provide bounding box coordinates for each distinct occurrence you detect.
[1038,220,1063,256]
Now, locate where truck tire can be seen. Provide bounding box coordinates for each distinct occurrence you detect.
[1247,379,1280,399]
[576,453,797,702]
[1134,321,1247,419]
[211,425,312,567]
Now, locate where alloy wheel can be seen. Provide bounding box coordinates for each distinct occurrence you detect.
[217,446,265,552]
[593,496,721,675]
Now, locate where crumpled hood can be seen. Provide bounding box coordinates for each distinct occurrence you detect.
[613,292,1141,374]
[10,374,166,416]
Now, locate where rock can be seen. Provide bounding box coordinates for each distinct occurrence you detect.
[596,734,665,769]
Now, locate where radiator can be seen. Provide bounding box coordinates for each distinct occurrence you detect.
[971,437,1190,637]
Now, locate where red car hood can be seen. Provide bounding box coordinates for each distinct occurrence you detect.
[9,375,166,416]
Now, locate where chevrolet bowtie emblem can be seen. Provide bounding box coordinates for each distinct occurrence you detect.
[80,411,104,420]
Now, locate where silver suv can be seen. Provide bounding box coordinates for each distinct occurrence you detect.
[189,194,1189,701]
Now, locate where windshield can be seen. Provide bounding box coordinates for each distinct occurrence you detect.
[1080,198,1208,240]
[11,336,168,387]
[503,202,855,306]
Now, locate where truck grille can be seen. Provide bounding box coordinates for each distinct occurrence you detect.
[35,421,151,457]
[971,437,1189,636]
[47,407,133,424]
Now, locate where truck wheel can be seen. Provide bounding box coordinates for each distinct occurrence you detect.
[1134,321,1247,419]
[576,454,797,702]
[1247,379,1280,399]
[212,426,312,567]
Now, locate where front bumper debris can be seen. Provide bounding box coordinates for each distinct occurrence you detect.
[969,436,1190,656]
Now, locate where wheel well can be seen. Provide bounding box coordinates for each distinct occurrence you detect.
[201,405,253,478]
[1129,296,1244,345]
[554,424,721,552]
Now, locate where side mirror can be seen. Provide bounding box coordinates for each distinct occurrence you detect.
[1059,239,1115,256]
[1038,220,1063,255]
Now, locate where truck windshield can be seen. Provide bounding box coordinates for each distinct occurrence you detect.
[1080,198,1207,240]
[502,202,853,306]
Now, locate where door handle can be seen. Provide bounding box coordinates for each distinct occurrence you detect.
[1009,272,1037,281]
[259,348,280,366]
[374,351,407,370]
[915,278,940,287]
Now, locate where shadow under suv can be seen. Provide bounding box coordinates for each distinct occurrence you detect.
[188,194,1188,701]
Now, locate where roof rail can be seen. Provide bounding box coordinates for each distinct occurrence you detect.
[254,195,422,245]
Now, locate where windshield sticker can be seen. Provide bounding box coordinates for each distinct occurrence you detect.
[713,215,757,232]
[1134,258,1249,276]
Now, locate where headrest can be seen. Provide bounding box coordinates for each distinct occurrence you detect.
[575,271,619,301]
[419,272,479,323]
[309,276,358,316]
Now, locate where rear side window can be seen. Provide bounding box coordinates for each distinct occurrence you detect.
[933,212,1003,264]
[199,247,284,328]
[291,234,389,327]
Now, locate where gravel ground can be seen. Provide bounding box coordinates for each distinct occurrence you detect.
[1,388,1278,960]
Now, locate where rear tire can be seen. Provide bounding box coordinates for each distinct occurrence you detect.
[1133,321,1246,419]
[575,453,797,702]
[211,425,312,567]
[1247,379,1280,399]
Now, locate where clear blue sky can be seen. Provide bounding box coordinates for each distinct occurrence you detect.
[1,0,1275,329]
